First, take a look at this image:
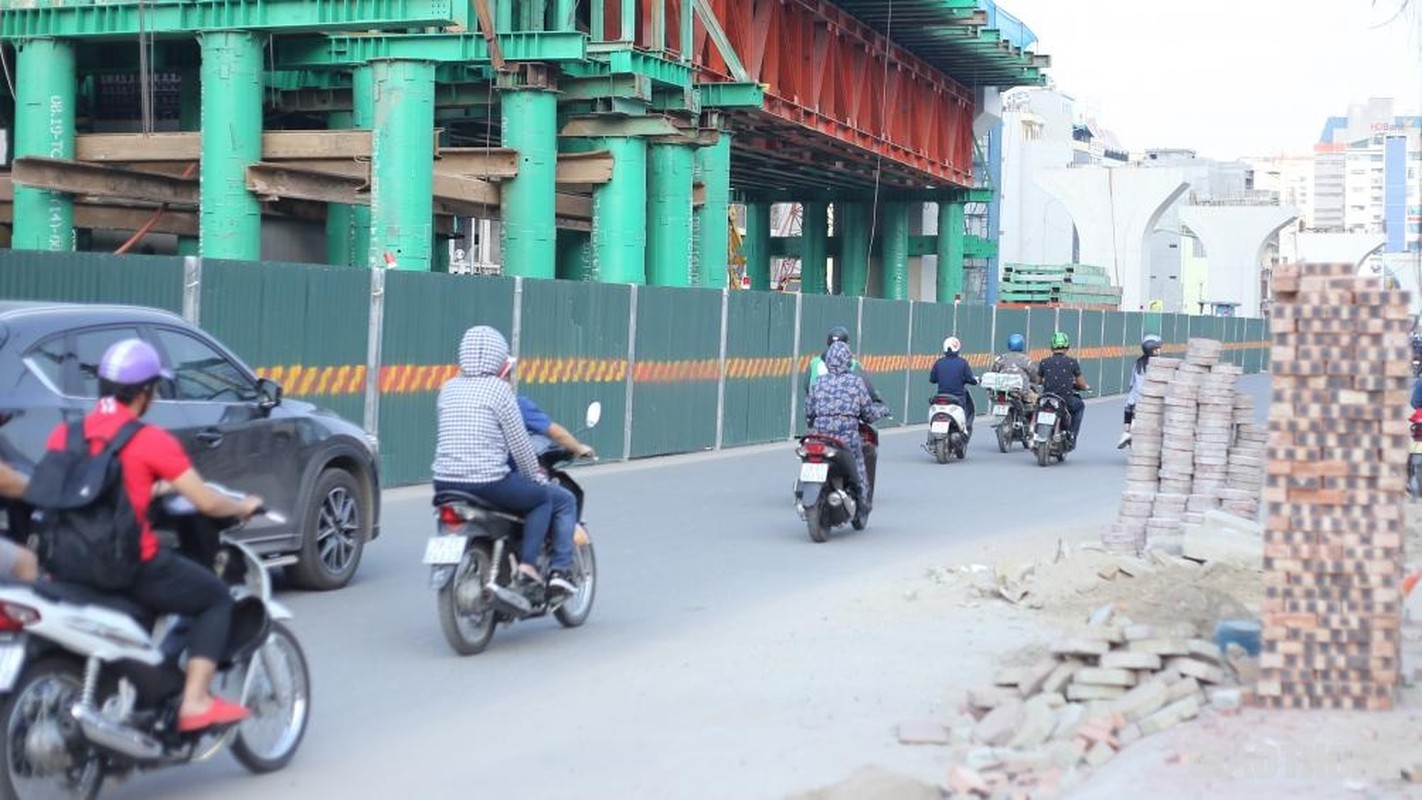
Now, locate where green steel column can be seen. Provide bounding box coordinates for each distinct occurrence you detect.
[591,136,647,283]
[554,0,576,30]
[838,201,870,297]
[500,87,558,278]
[368,59,436,271]
[12,39,76,252]
[199,31,263,261]
[882,202,909,300]
[744,201,771,291]
[800,201,828,294]
[646,141,694,286]
[937,199,966,303]
[350,67,374,266]
[556,229,590,280]
[325,109,355,266]
[176,69,201,256]
[693,132,731,287]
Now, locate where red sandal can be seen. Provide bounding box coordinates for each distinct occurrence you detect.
[178,697,251,732]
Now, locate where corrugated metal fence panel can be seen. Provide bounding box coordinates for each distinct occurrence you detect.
[1079,310,1107,395]
[378,273,517,486]
[629,286,720,457]
[907,301,953,424]
[200,259,370,430]
[858,298,910,426]
[723,291,796,446]
[956,304,993,417]
[516,279,631,466]
[0,250,184,313]
[1026,305,1057,364]
[796,294,863,435]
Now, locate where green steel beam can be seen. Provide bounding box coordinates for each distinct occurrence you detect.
[0,0,457,40]
[274,31,585,70]
[881,202,909,300]
[199,31,263,261]
[646,141,694,287]
[590,135,647,283]
[11,39,75,252]
[800,201,829,295]
[368,59,437,271]
[695,81,763,109]
[325,110,355,266]
[937,200,965,303]
[955,187,994,204]
[500,87,558,280]
[273,73,652,112]
[692,132,730,288]
[691,0,750,83]
[965,234,997,260]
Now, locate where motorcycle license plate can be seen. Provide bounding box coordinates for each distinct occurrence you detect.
[799,462,829,483]
[0,639,24,692]
[1036,412,1057,427]
[1411,441,1422,455]
[929,421,951,434]
[992,404,1009,416]
[422,535,468,565]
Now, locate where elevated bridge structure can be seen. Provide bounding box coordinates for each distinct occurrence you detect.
[0,0,1046,299]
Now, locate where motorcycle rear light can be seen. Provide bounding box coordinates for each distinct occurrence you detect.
[804,442,826,455]
[1412,424,1422,442]
[0,602,39,631]
[438,506,465,527]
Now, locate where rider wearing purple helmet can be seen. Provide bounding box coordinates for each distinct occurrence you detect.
[41,339,263,733]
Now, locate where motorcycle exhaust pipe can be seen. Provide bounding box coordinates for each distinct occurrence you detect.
[72,704,163,761]
[827,490,857,520]
[486,583,533,617]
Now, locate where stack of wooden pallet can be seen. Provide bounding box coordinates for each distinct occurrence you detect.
[998,263,1124,307]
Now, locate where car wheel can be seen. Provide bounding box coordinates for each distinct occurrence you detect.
[290,468,369,591]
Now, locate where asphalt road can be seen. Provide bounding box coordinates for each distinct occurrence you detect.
[108,377,1271,800]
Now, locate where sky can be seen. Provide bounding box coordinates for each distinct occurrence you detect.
[998,0,1422,160]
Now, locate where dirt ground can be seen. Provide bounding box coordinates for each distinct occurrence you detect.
[790,507,1422,800]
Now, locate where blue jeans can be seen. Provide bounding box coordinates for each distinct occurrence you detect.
[434,472,551,569]
[543,483,577,572]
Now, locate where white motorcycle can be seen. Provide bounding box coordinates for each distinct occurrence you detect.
[0,485,310,799]
[923,394,970,464]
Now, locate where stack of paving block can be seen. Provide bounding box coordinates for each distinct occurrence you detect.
[1256,262,1411,711]
[1103,358,1178,552]
[957,614,1227,792]
[1106,339,1270,555]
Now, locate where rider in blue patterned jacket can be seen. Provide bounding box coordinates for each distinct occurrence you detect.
[804,341,885,510]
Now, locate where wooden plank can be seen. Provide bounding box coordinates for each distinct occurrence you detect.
[246,164,370,206]
[434,148,519,179]
[0,201,199,237]
[11,157,199,205]
[74,131,374,163]
[555,150,614,185]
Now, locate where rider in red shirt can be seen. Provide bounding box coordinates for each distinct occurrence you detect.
[44,339,263,732]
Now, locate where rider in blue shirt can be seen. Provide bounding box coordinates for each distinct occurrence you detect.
[929,336,978,432]
[513,393,593,597]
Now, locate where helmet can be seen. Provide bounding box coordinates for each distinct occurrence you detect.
[1050,331,1071,350]
[943,336,962,354]
[827,326,851,347]
[1141,333,1163,355]
[1007,333,1025,353]
[98,339,172,386]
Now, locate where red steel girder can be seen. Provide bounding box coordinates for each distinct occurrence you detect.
[694,0,975,187]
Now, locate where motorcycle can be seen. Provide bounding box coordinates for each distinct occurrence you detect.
[1031,392,1079,467]
[794,404,889,543]
[1409,408,1422,499]
[922,394,969,464]
[424,403,601,656]
[981,372,1031,454]
[0,485,310,799]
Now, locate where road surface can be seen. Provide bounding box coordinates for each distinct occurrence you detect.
[108,378,1269,800]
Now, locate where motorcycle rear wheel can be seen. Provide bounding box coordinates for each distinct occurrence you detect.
[806,501,828,543]
[438,541,498,655]
[0,657,102,800]
[233,622,311,774]
[1036,441,1051,467]
[554,537,597,628]
[996,420,1011,453]
[933,439,951,464]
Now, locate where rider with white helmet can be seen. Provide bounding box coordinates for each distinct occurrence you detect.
[1119,333,1163,449]
[929,335,979,434]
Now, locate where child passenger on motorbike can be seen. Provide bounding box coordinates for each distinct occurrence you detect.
[804,342,883,511]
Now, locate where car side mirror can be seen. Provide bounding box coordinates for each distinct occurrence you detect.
[256,378,283,414]
[585,401,602,430]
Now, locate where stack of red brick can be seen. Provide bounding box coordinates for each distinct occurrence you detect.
[1258,262,1411,710]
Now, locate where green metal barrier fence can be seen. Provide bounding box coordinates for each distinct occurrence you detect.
[0,250,1276,486]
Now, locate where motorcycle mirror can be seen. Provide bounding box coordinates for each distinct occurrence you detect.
[585,401,602,430]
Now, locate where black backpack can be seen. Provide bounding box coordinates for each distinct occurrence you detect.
[22,419,146,590]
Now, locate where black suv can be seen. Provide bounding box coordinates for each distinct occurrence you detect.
[0,301,380,590]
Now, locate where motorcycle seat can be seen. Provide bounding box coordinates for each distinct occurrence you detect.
[800,433,847,448]
[31,580,156,629]
[930,394,962,406]
[432,490,525,524]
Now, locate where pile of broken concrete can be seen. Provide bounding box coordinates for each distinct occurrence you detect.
[932,610,1247,798]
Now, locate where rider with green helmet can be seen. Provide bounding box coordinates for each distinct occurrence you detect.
[1036,331,1090,442]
